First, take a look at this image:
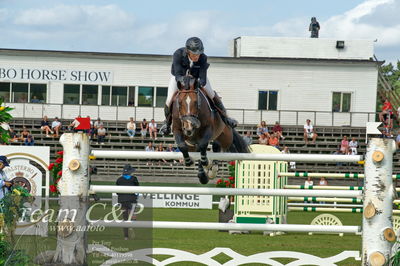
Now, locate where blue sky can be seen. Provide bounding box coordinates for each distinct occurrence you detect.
[0,0,398,63]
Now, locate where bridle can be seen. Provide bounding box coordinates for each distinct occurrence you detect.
[177,79,201,123]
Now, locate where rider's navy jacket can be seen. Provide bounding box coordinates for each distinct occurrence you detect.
[171,47,209,87]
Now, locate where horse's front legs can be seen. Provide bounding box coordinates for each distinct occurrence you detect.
[174,133,193,166]
[196,131,212,184]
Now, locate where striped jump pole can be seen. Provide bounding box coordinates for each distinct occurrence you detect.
[279,172,400,179]
[288,203,363,208]
[284,185,363,191]
[89,220,361,234]
[90,150,363,163]
[289,207,400,215]
[89,185,362,198]
[288,197,362,204]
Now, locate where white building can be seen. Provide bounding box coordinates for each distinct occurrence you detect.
[0,37,379,126]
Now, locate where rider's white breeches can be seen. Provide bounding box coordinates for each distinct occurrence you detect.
[165,76,215,107]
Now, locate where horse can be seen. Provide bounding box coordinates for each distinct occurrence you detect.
[171,75,249,184]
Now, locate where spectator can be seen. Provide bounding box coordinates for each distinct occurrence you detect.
[379,98,393,125]
[268,132,280,149]
[41,116,53,137]
[30,95,40,103]
[397,106,400,123]
[242,131,253,146]
[94,118,103,138]
[272,121,285,140]
[51,117,62,138]
[319,177,328,186]
[127,117,136,139]
[349,137,359,155]
[128,98,135,106]
[304,176,313,187]
[167,144,181,164]
[258,134,268,145]
[156,143,167,165]
[0,156,12,201]
[97,124,106,145]
[282,146,296,169]
[333,148,344,166]
[9,128,18,143]
[23,135,34,146]
[116,164,140,240]
[19,126,30,141]
[340,136,349,154]
[69,116,81,132]
[149,119,158,140]
[140,119,148,139]
[303,119,318,145]
[257,121,270,138]
[145,142,154,152]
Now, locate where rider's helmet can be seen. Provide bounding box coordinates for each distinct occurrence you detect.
[185,37,204,55]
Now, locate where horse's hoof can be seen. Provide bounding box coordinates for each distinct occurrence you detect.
[185,158,194,167]
[198,172,209,184]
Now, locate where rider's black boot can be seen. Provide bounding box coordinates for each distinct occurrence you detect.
[160,105,172,135]
[213,95,237,128]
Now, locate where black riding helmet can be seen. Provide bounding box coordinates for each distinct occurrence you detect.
[185,37,204,55]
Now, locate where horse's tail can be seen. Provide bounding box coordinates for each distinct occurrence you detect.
[229,129,250,153]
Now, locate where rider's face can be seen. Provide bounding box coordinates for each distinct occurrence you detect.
[188,51,200,62]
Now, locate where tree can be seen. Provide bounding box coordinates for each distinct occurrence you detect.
[380,61,400,92]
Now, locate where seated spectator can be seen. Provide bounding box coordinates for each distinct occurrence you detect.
[303,119,318,145]
[51,117,62,138]
[23,135,34,146]
[379,98,393,125]
[333,147,344,166]
[93,118,103,137]
[281,146,296,169]
[349,137,358,155]
[140,119,148,139]
[340,135,349,154]
[242,131,253,146]
[257,121,270,138]
[9,128,18,143]
[319,177,328,186]
[268,132,280,149]
[258,134,268,145]
[41,116,53,137]
[304,176,313,187]
[19,126,30,141]
[127,117,136,139]
[156,143,167,164]
[128,98,135,106]
[69,116,81,132]
[166,144,180,164]
[145,142,154,152]
[97,124,107,145]
[149,119,158,140]
[272,121,285,140]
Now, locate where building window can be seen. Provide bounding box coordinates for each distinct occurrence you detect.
[82,85,98,105]
[12,83,28,103]
[332,92,351,112]
[155,87,168,107]
[128,86,135,106]
[64,84,80,104]
[112,86,127,106]
[258,90,278,110]
[138,86,154,107]
[30,83,46,103]
[0,82,10,102]
[101,86,110,105]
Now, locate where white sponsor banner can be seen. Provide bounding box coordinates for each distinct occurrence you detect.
[112,193,213,209]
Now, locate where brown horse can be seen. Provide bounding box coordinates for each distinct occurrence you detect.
[172,76,249,184]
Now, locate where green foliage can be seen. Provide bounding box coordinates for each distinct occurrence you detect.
[0,238,31,266]
[48,151,63,196]
[0,98,13,144]
[391,247,400,266]
[216,161,235,188]
[381,61,400,92]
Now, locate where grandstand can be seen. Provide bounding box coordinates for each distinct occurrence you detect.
[7,117,380,185]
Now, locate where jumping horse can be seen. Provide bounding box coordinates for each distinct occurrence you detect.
[171,75,249,184]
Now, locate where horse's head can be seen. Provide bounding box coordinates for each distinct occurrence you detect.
[177,76,201,137]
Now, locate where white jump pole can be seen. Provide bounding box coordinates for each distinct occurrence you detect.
[90,220,360,234]
[89,185,362,198]
[91,150,363,163]
[363,138,397,266]
[288,197,362,203]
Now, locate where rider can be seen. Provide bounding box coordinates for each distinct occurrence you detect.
[160,37,237,135]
